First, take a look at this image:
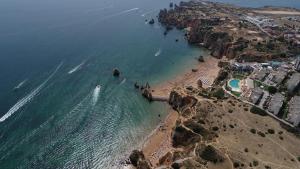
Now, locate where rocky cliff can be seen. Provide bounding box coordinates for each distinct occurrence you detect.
[129,89,231,169]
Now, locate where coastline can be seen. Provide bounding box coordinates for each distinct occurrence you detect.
[140,55,220,166]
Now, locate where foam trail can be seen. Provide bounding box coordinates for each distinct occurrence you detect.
[154,48,162,56]
[14,79,28,90]
[0,62,63,122]
[141,9,157,17]
[92,85,101,105]
[97,8,139,21]
[68,60,85,74]
[120,78,126,85]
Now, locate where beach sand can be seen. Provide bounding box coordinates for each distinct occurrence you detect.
[141,56,220,166]
[152,56,220,98]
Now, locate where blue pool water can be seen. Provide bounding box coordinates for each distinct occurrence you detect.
[229,79,240,89]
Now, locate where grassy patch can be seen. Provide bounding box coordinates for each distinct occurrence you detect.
[231,91,241,97]
[232,73,246,80]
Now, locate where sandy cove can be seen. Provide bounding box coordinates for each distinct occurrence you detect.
[141,56,220,166]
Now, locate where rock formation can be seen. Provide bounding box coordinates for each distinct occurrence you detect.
[113,68,120,77]
[198,55,204,62]
[149,19,155,25]
[129,150,152,169]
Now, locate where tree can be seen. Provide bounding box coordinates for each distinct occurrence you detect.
[268,86,277,94]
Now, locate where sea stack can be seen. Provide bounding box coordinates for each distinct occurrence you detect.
[113,68,120,77]
[149,19,155,25]
[198,55,204,62]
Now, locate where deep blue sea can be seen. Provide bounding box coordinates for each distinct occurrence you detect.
[0,0,299,168]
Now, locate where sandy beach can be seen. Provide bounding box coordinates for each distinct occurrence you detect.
[141,56,220,166]
[151,56,220,98]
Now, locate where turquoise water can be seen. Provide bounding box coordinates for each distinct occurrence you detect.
[229,79,240,89]
[0,0,299,168]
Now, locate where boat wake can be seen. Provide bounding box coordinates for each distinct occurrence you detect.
[97,8,139,22]
[141,9,157,17]
[0,62,63,122]
[120,78,126,85]
[14,79,28,90]
[154,48,162,56]
[92,85,101,106]
[68,61,85,74]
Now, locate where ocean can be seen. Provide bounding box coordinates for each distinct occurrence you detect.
[0,0,299,168]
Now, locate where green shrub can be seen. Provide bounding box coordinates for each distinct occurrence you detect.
[253,160,259,166]
[268,86,277,94]
[212,88,225,99]
[258,131,266,137]
[267,129,275,134]
[250,106,267,116]
[250,128,256,134]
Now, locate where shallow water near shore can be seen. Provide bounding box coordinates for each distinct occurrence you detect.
[0,0,299,168]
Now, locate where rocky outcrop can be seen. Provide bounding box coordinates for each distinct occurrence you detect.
[129,150,152,169]
[158,6,234,59]
[172,125,201,147]
[169,90,197,111]
[183,119,214,140]
[149,19,155,25]
[113,68,120,77]
[197,55,204,62]
[195,144,225,163]
[192,27,232,58]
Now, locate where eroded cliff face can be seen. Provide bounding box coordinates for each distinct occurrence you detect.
[158,1,297,62]
[130,89,232,169]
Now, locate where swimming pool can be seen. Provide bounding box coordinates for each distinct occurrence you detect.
[228,79,241,92]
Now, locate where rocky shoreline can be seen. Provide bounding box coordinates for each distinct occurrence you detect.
[126,1,300,169]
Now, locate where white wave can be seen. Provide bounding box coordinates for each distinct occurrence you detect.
[14,79,28,90]
[120,78,126,85]
[0,62,63,122]
[141,9,157,17]
[68,61,85,74]
[154,48,162,56]
[98,8,139,21]
[92,85,101,105]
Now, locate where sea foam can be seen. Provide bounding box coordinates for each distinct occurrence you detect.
[0,62,63,122]
[68,60,85,74]
[92,85,101,106]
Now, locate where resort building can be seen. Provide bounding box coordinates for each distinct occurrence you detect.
[286,73,300,94]
[264,70,287,87]
[267,93,285,115]
[249,87,264,105]
[231,63,254,73]
[252,69,269,81]
[286,96,300,127]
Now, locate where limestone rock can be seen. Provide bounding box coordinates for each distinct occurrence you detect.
[113,68,120,77]
[159,152,173,166]
[198,55,204,62]
[169,90,197,111]
[149,19,155,24]
[129,150,145,166]
[172,125,201,147]
[195,144,225,163]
